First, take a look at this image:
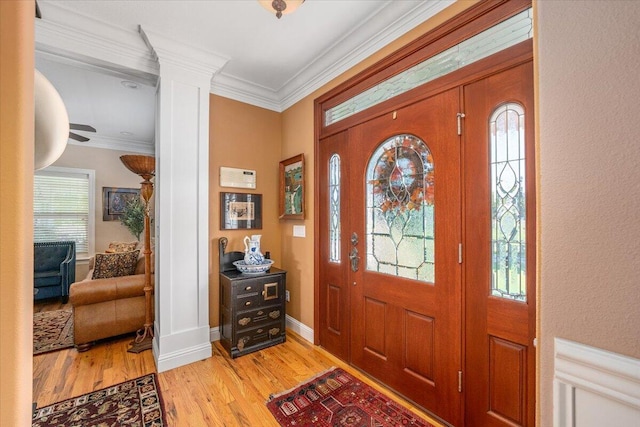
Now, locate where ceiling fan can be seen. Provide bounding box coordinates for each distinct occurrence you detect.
[69,124,96,142]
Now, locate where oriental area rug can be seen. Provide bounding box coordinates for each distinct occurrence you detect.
[33,308,74,355]
[266,367,436,427]
[32,373,167,427]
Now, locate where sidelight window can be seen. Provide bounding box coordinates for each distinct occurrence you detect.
[490,103,527,301]
[366,134,435,282]
[329,154,341,263]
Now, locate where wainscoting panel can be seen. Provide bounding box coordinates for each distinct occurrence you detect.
[554,338,640,426]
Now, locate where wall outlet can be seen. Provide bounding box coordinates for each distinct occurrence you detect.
[285,290,290,302]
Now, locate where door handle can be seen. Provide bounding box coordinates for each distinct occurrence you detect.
[349,247,359,272]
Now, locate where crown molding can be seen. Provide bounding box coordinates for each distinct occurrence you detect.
[139,26,229,79]
[35,5,157,80]
[278,0,455,111]
[211,73,281,112]
[68,134,154,155]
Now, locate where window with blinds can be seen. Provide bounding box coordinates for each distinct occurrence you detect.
[34,167,95,256]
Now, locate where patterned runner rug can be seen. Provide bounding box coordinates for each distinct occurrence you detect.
[266,367,436,427]
[33,308,74,355]
[32,373,167,427]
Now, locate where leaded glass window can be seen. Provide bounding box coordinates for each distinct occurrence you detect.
[329,154,341,263]
[366,135,434,283]
[490,103,526,301]
[325,8,533,126]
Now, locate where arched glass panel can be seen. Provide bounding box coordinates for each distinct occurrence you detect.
[329,154,341,263]
[366,135,434,283]
[490,103,526,301]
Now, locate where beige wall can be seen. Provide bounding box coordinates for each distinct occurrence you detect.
[0,1,34,425]
[536,0,640,424]
[279,0,476,328]
[209,95,282,327]
[51,144,148,277]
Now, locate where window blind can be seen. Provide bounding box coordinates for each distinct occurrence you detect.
[34,170,91,254]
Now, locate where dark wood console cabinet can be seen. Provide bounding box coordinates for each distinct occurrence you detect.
[218,238,286,358]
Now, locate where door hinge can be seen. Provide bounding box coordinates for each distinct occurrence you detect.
[457,113,465,135]
[458,370,463,393]
[458,243,463,264]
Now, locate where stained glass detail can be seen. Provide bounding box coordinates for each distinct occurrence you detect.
[490,103,526,301]
[366,135,434,283]
[325,8,533,126]
[329,154,341,263]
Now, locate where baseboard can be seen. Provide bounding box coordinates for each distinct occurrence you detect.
[209,316,313,344]
[554,338,640,426]
[285,315,314,343]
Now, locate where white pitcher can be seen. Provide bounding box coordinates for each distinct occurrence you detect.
[243,234,264,265]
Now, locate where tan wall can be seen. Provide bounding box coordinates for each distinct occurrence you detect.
[51,144,149,278]
[0,1,34,425]
[209,95,282,327]
[279,0,476,328]
[536,1,640,424]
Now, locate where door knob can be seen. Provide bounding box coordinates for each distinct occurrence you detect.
[349,247,359,272]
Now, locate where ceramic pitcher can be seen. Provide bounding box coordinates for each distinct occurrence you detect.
[243,234,264,265]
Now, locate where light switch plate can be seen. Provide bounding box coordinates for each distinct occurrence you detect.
[293,225,306,238]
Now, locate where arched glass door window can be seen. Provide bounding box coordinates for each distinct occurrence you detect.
[366,134,435,283]
[490,103,527,301]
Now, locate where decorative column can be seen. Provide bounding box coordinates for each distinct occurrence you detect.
[140,27,228,371]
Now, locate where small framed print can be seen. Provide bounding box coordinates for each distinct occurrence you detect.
[220,192,262,230]
[279,154,304,220]
[102,187,140,221]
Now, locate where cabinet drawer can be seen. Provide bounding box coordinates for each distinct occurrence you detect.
[236,306,283,330]
[235,322,284,352]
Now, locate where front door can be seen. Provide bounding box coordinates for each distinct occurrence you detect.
[348,88,463,425]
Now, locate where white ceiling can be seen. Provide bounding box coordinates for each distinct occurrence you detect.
[35,0,454,153]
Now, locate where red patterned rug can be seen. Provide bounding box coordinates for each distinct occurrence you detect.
[32,373,167,427]
[33,308,74,355]
[266,367,436,427]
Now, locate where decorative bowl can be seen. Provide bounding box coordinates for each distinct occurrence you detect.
[233,259,274,275]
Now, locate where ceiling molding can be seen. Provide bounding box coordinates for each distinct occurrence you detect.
[211,73,281,112]
[68,134,155,155]
[139,26,229,79]
[278,0,456,111]
[35,5,157,80]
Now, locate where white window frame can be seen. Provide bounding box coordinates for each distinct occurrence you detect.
[34,166,95,261]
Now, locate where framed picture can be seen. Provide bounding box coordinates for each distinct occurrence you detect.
[279,154,304,220]
[102,187,140,221]
[220,192,263,230]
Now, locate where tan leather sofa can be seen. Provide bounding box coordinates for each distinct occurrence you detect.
[69,255,153,351]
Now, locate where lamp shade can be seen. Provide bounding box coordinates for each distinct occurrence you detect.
[120,155,155,178]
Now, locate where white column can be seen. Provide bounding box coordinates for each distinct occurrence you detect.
[140,27,227,372]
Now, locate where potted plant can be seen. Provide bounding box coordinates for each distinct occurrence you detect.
[120,197,145,241]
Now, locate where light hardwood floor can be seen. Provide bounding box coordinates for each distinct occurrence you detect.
[33,301,444,426]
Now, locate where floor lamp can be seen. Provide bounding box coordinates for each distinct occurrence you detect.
[120,155,155,353]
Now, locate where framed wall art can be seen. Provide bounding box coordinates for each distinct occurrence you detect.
[220,192,263,230]
[102,187,140,221]
[279,154,304,220]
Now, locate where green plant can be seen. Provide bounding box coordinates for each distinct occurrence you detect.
[120,197,145,241]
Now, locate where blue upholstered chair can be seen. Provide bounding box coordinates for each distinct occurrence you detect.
[34,241,76,303]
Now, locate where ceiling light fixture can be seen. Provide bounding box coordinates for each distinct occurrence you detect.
[258,0,305,19]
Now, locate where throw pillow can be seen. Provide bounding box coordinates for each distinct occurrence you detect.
[92,250,140,279]
[105,241,138,253]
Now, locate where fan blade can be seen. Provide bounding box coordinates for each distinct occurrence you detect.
[69,123,96,133]
[69,132,90,142]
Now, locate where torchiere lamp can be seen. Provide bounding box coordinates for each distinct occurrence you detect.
[120,154,155,353]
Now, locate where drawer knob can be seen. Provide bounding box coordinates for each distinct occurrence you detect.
[257,311,264,315]
[238,317,251,326]
[244,301,251,306]
[269,328,280,336]
[269,310,280,319]
[245,286,252,291]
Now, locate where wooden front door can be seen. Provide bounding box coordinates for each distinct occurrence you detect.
[463,62,536,426]
[319,88,463,425]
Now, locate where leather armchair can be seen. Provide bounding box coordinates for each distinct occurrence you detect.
[69,254,154,351]
[34,241,76,303]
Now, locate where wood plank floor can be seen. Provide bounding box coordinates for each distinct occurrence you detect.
[33,301,444,426]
